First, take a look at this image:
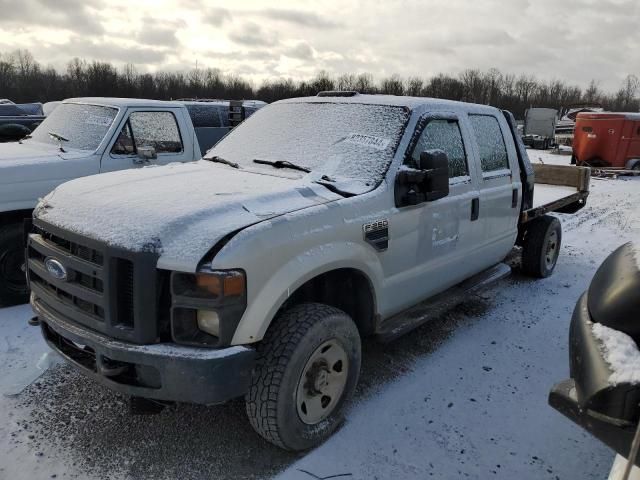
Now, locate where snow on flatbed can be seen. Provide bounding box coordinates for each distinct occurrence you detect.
[533,183,579,208]
[0,156,637,479]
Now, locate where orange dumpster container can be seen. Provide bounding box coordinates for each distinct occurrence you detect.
[573,112,640,171]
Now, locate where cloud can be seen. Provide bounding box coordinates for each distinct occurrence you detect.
[0,0,104,35]
[136,18,186,48]
[53,37,168,65]
[283,42,315,60]
[203,7,232,27]
[228,23,279,47]
[0,0,638,91]
[255,8,341,28]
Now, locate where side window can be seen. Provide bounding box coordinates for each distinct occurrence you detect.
[410,119,469,178]
[186,104,222,128]
[129,111,183,153]
[469,115,509,173]
[111,121,136,155]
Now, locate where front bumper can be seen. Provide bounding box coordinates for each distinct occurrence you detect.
[33,297,256,405]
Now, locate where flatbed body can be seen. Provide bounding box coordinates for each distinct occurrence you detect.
[521,163,590,223]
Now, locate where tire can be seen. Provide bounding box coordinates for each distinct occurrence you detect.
[632,163,640,176]
[0,222,29,306]
[245,303,361,451]
[521,215,562,278]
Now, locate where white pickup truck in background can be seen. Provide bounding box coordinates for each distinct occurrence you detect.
[0,97,211,305]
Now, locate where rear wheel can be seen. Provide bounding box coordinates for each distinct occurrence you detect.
[0,222,29,306]
[521,215,562,278]
[245,303,361,451]
[632,163,640,176]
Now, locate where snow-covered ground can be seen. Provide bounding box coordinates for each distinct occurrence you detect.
[1,149,638,479]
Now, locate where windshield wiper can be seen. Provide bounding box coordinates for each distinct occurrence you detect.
[48,131,69,143]
[48,131,69,152]
[253,159,311,173]
[208,156,240,169]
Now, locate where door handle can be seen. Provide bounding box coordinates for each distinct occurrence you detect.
[512,188,519,208]
[471,197,480,221]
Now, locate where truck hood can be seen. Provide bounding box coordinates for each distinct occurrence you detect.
[0,141,90,182]
[35,160,341,271]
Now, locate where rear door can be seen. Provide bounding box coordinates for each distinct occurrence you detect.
[101,109,193,172]
[467,114,520,263]
[382,113,481,312]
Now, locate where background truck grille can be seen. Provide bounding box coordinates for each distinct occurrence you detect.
[28,221,160,344]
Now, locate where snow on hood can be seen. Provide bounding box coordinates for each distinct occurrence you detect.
[0,140,87,165]
[592,322,640,385]
[35,160,340,271]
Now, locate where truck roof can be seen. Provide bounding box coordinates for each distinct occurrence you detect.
[62,97,184,108]
[276,93,500,114]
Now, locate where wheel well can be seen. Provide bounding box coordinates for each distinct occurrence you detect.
[0,209,33,227]
[280,268,377,336]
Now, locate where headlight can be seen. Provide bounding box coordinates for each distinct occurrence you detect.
[173,269,246,299]
[170,269,247,347]
[197,310,220,337]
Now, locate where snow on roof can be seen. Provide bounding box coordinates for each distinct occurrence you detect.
[592,322,640,385]
[62,97,184,109]
[276,93,500,114]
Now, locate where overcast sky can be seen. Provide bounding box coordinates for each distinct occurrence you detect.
[0,0,638,91]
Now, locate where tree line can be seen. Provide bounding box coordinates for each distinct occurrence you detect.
[1,49,638,119]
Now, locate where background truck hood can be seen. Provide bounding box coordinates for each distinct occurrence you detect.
[0,141,90,182]
[35,160,340,271]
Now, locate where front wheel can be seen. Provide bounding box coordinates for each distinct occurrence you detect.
[0,222,29,306]
[245,303,361,451]
[521,215,562,278]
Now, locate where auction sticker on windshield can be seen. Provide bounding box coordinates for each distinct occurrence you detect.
[344,133,390,150]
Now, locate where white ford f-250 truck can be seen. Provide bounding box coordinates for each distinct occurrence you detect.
[0,97,212,305]
[26,92,590,450]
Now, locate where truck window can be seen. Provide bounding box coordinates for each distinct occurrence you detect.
[129,111,183,153]
[185,104,222,128]
[410,119,468,178]
[469,115,509,173]
[111,120,136,155]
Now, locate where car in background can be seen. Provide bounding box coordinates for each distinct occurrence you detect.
[0,101,46,142]
[549,242,640,479]
[573,112,640,173]
[179,99,266,155]
[0,97,209,306]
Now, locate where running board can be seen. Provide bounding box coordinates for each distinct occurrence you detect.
[375,263,511,343]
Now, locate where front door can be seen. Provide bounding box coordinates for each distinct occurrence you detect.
[101,110,191,172]
[382,114,481,316]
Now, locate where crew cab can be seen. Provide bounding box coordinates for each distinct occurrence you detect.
[0,98,208,305]
[27,93,590,450]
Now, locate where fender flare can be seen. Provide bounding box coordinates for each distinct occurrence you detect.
[230,243,382,345]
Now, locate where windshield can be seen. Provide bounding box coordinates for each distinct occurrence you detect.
[28,103,117,151]
[207,102,409,185]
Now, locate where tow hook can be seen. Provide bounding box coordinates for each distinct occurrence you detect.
[129,396,173,415]
[28,316,40,327]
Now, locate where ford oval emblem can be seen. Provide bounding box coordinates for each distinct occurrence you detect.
[44,257,68,281]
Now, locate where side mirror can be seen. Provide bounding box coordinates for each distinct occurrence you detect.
[135,146,157,163]
[419,150,449,201]
[395,150,450,207]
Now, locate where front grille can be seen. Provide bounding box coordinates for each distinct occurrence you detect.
[28,220,160,344]
[116,259,135,328]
